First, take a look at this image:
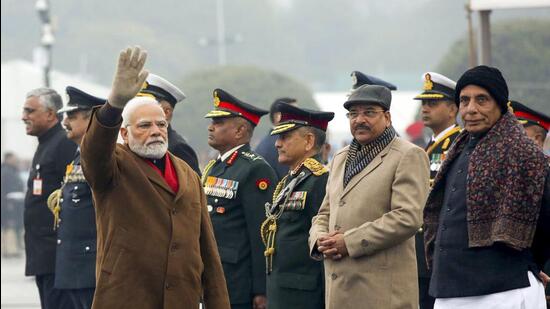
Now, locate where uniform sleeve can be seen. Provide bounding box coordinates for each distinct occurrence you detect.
[343,147,430,258]
[309,161,334,260]
[80,106,121,193]
[240,160,277,296]
[199,175,231,309]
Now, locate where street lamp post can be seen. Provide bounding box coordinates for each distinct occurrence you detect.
[35,0,54,87]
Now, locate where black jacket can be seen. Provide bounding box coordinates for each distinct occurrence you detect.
[167,125,200,176]
[24,123,77,276]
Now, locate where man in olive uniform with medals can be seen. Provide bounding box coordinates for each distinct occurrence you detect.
[203,89,277,309]
[413,72,460,309]
[48,86,105,309]
[261,103,334,309]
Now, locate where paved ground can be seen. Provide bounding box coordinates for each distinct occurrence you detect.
[1,255,40,309]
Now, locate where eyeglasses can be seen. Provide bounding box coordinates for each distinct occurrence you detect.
[346,110,386,119]
[126,120,168,131]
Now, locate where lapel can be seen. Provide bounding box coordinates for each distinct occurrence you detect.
[128,145,174,196]
[340,139,394,198]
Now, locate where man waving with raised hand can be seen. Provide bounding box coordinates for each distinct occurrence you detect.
[80,46,230,309]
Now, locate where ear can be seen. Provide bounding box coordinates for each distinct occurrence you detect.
[304,131,315,152]
[385,112,392,127]
[120,126,129,144]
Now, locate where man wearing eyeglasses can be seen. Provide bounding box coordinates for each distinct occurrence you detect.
[309,84,430,309]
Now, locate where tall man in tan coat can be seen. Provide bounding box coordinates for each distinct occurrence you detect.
[80,46,230,309]
[309,84,430,309]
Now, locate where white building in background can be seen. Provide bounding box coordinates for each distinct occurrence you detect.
[1,60,110,161]
[314,91,420,149]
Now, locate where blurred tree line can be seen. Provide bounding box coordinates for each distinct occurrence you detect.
[172,66,317,161]
[437,19,550,112]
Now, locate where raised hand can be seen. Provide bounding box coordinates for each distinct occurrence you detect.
[107,46,149,109]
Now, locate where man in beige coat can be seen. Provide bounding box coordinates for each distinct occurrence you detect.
[309,84,430,309]
[80,46,230,309]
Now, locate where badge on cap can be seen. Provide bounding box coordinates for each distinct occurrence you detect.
[214,91,220,107]
[423,73,433,91]
[351,72,358,87]
[256,178,270,191]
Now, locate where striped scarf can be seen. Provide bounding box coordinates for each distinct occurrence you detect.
[344,126,396,187]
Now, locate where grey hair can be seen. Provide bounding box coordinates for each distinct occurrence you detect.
[121,97,162,127]
[26,88,63,113]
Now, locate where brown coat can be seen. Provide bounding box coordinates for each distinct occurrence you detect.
[81,111,230,309]
[309,137,430,309]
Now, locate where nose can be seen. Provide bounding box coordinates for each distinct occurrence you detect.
[62,117,69,128]
[208,123,214,132]
[275,137,282,149]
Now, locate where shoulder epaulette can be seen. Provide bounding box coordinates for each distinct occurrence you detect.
[303,158,328,176]
[240,150,262,161]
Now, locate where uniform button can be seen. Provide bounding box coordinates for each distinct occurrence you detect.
[334,225,341,231]
[165,283,172,290]
[446,208,451,212]
[465,151,470,155]
[57,239,61,245]
[361,239,369,247]
[214,198,219,203]
[451,187,456,192]
[331,273,337,280]
[439,247,444,252]
[85,246,90,251]
[59,198,64,203]
[457,169,463,174]
[171,208,178,215]
[74,186,78,190]
[339,200,345,207]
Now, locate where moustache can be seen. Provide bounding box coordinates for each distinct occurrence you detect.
[146,139,165,146]
[354,124,370,131]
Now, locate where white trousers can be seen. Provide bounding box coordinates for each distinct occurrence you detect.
[434,271,546,309]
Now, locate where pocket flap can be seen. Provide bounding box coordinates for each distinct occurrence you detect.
[277,272,319,291]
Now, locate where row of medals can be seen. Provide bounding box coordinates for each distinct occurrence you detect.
[204,176,239,199]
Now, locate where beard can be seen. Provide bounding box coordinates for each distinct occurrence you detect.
[129,138,168,159]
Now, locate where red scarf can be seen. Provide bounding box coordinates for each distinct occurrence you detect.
[146,154,179,194]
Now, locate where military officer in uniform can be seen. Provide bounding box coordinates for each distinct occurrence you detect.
[262,103,334,309]
[203,89,277,309]
[137,73,201,174]
[48,86,105,309]
[413,72,460,309]
[509,100,549,150]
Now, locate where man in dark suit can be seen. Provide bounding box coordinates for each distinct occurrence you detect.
[203,89,278,309]
[22,88,77,309]
[262,103,334,309]
[47,86,105,308]
[138,73,201,174]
